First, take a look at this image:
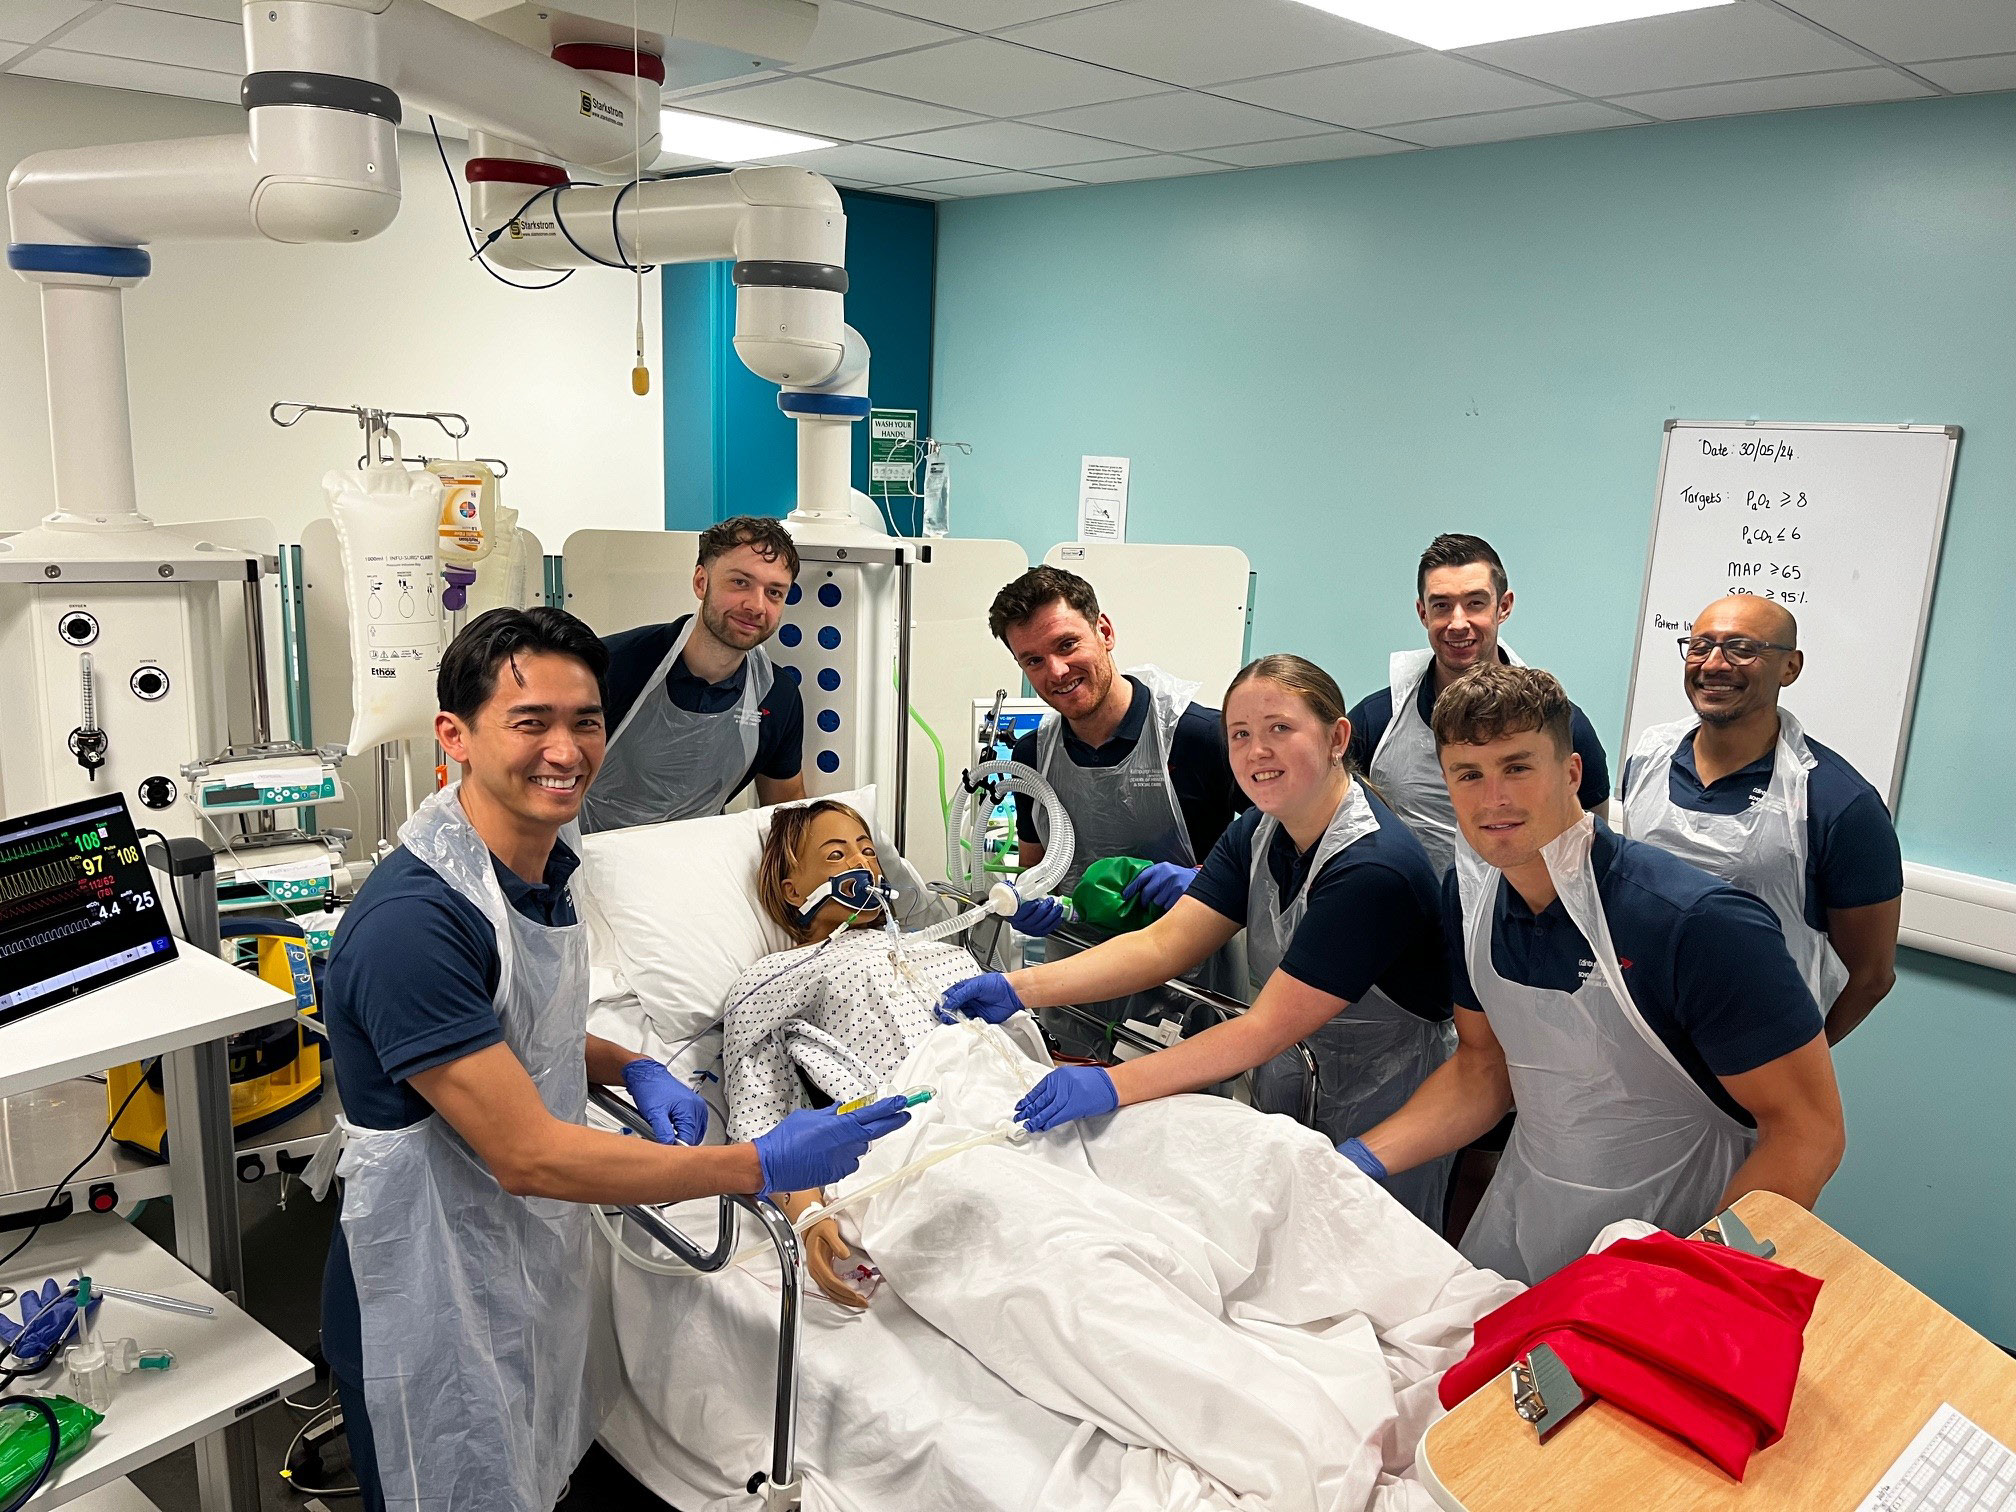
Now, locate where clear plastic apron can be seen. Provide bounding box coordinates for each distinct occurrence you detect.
[1367,643,1523,876]
[1035,666,1242,1046]
[334,787,603,1511]
[582,615,772,832]
[1620,710,1849,1013]
[1246,782,1457,1227]
[1455,816,1756,1284]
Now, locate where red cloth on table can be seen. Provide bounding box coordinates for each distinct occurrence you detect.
[1439,1232,1823,1479]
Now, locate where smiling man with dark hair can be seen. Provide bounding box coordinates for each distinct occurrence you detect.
[1339,663,1845,1285]
[1349,533,1610,873]
[319,607,909,1512]
[585,514,807,831]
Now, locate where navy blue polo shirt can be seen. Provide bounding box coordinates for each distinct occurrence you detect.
[1187,786,1450,1022]
[320,836,580,1386]
[1011,675,1250,861]
[1346,659,1611,812]
[1444,820,1822,1126]
[1620,727,1901,931]
[602,614,804,800]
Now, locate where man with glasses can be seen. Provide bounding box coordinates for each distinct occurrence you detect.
[1620,595,1901,1042]
[1349,534,1611,875]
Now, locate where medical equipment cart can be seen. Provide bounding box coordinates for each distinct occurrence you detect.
[0,947,315,1509]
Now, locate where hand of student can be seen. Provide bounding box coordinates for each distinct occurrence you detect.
[1122,862,1199,914]
[1009,895,1067,938]
[753,1099,911,1195]
[803,1216,870,1310]
[1014,1066,1119,1133]
[622,1057,710,1145]
[935,972,1026,1025]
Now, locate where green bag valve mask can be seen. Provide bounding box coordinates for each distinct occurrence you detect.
[1071,856,1160,934]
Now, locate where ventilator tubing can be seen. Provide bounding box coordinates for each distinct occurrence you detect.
[905,759,1076,944]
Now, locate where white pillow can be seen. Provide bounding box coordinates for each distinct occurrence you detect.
[575,786,883,1045]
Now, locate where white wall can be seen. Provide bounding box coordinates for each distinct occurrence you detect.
[0,73,663,543]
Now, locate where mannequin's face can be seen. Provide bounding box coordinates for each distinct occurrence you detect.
[781,808,885,928]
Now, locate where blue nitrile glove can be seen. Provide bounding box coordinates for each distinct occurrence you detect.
[0,1280,96,1370]
[1121,862,1199,914]
[753,1097,912,1195]
[1009,894,1066,938]
[623,1058,710,1146]
[1014,1066,1119,1133]
[1337,1137,1388,1181]
[935,972,1025,1025]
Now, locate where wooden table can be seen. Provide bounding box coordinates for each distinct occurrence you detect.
[1418,1191,2016,1510]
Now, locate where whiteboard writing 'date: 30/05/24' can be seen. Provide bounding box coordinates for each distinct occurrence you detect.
[1623,421,1960,808]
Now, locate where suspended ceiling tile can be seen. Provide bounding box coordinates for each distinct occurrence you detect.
[858,0,1108,32]
[789,1,958,72]
[678,74,982,139]
[1000,0,1408,89]
[1776,0,2016,65]
[910,168,1078,194]
[58,3,242,72]
[10,47,242,104]
[121,0,240,19]
[1203,129,1415,166]
[1616,66,1935,121]
[1056,153,1239,181]
[1219,49,1568,129]
[1024,90,1331,150]
[1385,100,1640,147]
[1457,4,1869,97]
[1909,51,2016,92]
[874,119,1148,168]
[0,0,93,47]
[770,140,998,182]
[823,36,1163,116]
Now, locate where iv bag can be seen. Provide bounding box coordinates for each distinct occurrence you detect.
[467,502,529,616]
[427,460,497,567]
[326,464,445,754]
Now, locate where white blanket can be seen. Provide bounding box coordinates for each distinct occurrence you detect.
[601,1020,1517,1511]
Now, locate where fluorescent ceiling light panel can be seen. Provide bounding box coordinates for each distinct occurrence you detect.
[659,109,834,162]
[1289,1,1735,50]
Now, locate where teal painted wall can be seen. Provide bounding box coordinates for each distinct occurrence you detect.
[662,189,935,530]
[932,93,2016,1341]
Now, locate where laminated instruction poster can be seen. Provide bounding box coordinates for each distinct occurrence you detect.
[1078,455,1130,542]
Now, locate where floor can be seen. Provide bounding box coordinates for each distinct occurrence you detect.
[125,1178,678,1511]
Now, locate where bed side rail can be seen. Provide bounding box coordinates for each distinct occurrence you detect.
[589,1085,805,1509]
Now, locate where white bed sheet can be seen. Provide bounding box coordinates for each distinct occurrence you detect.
[587,993,1514,1512]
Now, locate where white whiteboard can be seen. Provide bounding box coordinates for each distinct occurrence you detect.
[1623,420,1959,806]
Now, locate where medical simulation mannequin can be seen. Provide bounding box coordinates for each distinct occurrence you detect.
[1344,663,1847,1284]
[1619,596,1901,1042]
[729,812,1519,1510]
[1348,534,1610,874]
[583,515,808,833]
[726,799,1045,1307]
[987,565,1249,1048]
[318,610,909,1512]
[943,654,1459,1227]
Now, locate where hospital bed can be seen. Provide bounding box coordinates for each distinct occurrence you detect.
[571,788,1469,1512]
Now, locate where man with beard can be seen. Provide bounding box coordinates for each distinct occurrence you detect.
[1349,534,1611,874]
[583,516,805,832]
[1619,595,1901,1043]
